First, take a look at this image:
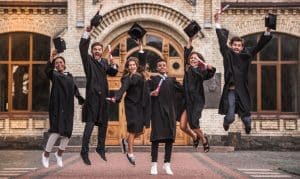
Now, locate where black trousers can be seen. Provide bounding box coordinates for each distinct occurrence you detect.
[81,121,107,153]
[151,140,173,163]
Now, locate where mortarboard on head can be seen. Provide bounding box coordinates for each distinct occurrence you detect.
[53,37,66,53]
[128,23,147,40]
[91,10,103,28]
[184,21,201,38]
[265,13,277,30]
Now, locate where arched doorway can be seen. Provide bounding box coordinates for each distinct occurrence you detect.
[103,29,189,145]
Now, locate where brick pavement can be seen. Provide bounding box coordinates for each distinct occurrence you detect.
[19,152,247,179]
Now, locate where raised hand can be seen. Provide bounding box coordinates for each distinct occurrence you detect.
[50,49,58,63]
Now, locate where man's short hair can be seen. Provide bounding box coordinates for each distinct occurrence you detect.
[229,36,244,46]
[156,59,167,66]
[91,42,103,50]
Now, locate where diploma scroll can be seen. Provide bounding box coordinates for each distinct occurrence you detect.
[218,4,230,13]
[155,78,164,93]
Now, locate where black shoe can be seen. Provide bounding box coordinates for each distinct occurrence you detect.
[223,123,229,131]
[80,152,91,165]
[202,136,210,153]
[193,137,200,148]
[96,149,107,161]
[126,154,136,166]
[245,125,251,134]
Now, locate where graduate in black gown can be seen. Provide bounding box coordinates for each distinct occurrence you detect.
[214,12,272,134]
[79,26,118,165]
[181,39,216,152]
[42,50,84,168]
[148,59,183,175]
[110,55,150,166]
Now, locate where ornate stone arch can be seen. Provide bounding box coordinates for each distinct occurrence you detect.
[90,3,193,45]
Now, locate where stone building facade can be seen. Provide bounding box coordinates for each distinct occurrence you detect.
[0,0,299,150]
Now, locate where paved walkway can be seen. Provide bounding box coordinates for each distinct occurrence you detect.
[0,150,297,179]
[18,152,247,179]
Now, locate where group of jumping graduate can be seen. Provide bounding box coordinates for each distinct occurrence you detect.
[41,11,273,175]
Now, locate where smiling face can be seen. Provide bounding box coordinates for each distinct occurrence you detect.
[128,60,137,73]
[92,45,103,60]
[54,57,65,73]
[230,41,244,54]
[189,53,200,67]
[156,60,167,74]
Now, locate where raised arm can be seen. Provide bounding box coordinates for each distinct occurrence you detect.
[44,49,57,80]
[214,13,230,56]
[250,29,273,57]
[114,76,130,102]
[79,26,92,75]
[184,38,193,66]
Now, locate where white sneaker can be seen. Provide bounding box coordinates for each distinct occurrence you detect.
[41,152,49,168]
[150,162,158,175]
[55,152,63,167]
[163,163,173,175]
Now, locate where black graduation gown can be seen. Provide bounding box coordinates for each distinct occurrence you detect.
[79,37,118,126]
[148,75,183,142]
[183,47,216,129]
[45,61,84,138]
[115,73,149,133]
[216,28,272,118]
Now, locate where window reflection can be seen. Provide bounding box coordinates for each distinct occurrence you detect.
[261,66,277,110]
[0,34,8,60]
[0,65,8,111]
[33,33,50,60]
[12,33,30,60]
[282,65,298,112]
[127,38,138,52]
[130,50,161,72]
[146,34,162,51]
[112,44,120,57]
[32,65,49,111]
[12,65,29,110]
[169,44,179,57]
[281,35,298,61]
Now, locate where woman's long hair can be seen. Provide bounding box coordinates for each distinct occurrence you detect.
[186,51,205,71]
[123,56,144,78]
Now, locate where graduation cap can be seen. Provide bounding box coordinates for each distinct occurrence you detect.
[265,13,277,30]
[184,21,201,38]
[90,10,103,27]
[53,37,66,53]
[128,23,147,40]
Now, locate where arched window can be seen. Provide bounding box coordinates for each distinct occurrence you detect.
[0,32,50,113]
[243,33,299,114]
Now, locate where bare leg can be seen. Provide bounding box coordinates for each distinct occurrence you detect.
[127,133,135,154]
[179,110,197,140]
[192,128,206,144]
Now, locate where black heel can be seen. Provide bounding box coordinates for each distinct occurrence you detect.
[203,136,210,153]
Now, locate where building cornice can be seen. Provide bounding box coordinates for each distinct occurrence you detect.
[0,1,67,15]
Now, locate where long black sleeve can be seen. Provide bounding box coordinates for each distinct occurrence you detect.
[79,37,92,77]
[250,32,273,57]
[216,28,230,57]
[114,76,130,102]
[184,46,193,66]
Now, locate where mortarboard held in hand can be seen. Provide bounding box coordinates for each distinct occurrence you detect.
[265,13,277,30]
[91,10,103,28]
[53,37,66,53]
[184,21,203,38]
[128,23,147,41]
